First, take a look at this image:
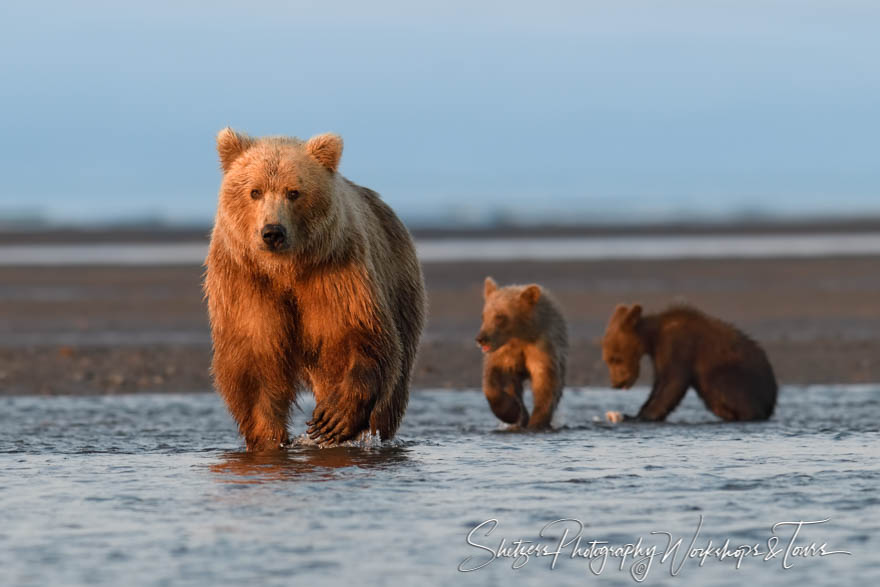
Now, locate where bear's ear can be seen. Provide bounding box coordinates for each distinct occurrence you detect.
[625,304,643,326]
[217,128,253,172]
[305,133,343,172]
[611,304,629,322]
[521,284,541,306]
[483,277,498,298]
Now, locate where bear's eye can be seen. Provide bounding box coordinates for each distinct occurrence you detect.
[494,315,509,327]
[250,189,262,200]
[286,189,300,201]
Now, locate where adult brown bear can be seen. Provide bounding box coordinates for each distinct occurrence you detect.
[204,129,426,450]
[602,304,777,422]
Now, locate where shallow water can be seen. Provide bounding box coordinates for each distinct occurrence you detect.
[4,233,880,265]
[0,387,877,586]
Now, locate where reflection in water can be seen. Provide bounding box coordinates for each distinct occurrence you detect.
[210,444,410,483]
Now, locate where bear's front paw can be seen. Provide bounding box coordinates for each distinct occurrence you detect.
[605,411,624,424]
[306,399,371,445]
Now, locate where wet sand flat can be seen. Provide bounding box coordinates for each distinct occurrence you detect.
[1,255,879,394]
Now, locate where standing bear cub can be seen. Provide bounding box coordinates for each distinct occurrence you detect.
[602,304,777,422]
[204,128,426,450]
[476,278,568,429]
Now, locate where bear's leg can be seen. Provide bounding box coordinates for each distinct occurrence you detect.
[754,378,778,420]
[368,375,409,441]
[636,370,690,421]
[483,366,529,426]
[308,336,394,444]
[370,300,420,441]
[370,348,414,441]
[246,389,292,451]
[702,367,776,421]
[527,364,562,429]
[307,366,379,444]
[213,360,291,451]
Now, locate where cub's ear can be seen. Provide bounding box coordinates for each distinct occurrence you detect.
[306,133,343,172]
[483,277,498,298]
[521,284,541,306]
[625,304,643,326]
[216,128,253,172]
[611,304,629,321]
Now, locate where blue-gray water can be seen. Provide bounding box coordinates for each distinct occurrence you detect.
[0,387,877,586]
[4,233,880,266]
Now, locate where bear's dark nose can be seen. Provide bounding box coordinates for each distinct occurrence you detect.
[261,224,287,249]
[475,332,489,345]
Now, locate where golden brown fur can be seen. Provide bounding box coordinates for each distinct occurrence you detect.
[476,277,568,429]
[204,128,426,450]
[602,304,777,421]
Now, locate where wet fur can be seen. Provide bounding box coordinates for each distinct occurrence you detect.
[477,278,568,429]
[204,129,426,450]
[603,304,777,422]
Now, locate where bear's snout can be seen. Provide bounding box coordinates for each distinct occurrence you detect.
[261,224,288,250]
[611,375,636,390]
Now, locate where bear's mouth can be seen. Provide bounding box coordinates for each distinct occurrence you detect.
[260,244,292,254]
[477,341,494,353]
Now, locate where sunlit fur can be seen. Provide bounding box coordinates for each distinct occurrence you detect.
[204,128,426,450]
[476,277,568,429]
[602,304,777,422]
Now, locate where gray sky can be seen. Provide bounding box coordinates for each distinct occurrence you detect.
[1,1,878,224]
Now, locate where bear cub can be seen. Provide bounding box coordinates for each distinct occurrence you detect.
[476,277,568,429]
[602,304,777,422]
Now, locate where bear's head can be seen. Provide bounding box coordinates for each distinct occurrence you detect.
[475,277,542,353]
[213,128,345,266]
[602,304,644,389]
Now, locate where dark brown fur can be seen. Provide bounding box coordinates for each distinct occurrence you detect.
[602,304,777,422]
[204,128,426,450]
[476,278,568,429]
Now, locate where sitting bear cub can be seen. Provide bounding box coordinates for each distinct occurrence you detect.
[602,304,777,422]
[476,277,568,429]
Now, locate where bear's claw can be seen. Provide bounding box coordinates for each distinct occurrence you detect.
[307,400,368,445]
